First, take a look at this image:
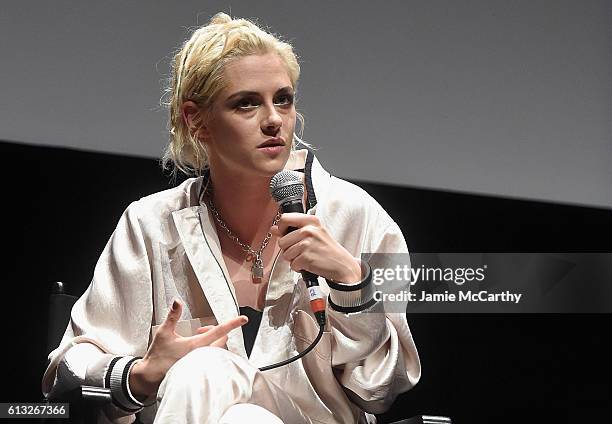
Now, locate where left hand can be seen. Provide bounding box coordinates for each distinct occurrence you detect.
[271,213,362,284]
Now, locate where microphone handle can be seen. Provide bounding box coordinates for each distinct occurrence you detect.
[280,200,326,327]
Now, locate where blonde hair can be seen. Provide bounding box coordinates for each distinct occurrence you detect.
[162,12,306,176]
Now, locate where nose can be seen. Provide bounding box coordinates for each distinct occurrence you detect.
[261,104,282,135]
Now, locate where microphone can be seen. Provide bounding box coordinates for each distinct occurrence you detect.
[269,170,326,328]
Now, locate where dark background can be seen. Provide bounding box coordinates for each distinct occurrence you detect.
[3,140,611,423]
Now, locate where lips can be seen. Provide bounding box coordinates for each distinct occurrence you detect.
[258,137,285,148]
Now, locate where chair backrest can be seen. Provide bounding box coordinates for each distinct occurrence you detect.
[47,281,78,355]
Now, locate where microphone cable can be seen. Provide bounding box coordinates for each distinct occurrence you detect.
[258,317,324,372]
[259,170,328,371]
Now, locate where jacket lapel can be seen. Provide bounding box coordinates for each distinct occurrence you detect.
[171,204,248,358]
[249,149,330,366]
[169,150,329,364]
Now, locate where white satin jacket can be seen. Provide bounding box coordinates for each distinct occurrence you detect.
[42,150,421,424]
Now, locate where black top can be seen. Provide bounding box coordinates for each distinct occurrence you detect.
[239,306,263,358]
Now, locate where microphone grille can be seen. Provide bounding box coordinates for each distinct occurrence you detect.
[269,170,304,203]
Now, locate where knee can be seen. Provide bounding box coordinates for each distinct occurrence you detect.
[177,346,253,374]
[220,404,284,424]
[163,347,257,390]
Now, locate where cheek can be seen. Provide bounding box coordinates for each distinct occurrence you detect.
[214,118,253,144]
[284,112,297,133]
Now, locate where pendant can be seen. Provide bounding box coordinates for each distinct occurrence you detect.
[251,258,264,284]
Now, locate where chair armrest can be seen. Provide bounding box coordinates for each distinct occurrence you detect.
[388,416,452,424]
[80,385,112,406]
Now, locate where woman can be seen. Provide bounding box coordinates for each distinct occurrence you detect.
[43,12,420,424]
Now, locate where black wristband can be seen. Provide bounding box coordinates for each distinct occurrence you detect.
[326,260,377,310]
[106,356,144,412]
[325,259,372,291]
[328,296,377,313]
[104,356,122,389]
[121,357,143,410]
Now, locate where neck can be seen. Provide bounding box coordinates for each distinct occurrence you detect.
[207,167,279,245]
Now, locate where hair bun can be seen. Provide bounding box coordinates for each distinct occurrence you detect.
[210,12,232,25]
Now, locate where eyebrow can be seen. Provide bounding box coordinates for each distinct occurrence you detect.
[225,86,294,101]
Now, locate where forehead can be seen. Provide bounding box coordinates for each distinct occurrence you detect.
[221,53,292,95]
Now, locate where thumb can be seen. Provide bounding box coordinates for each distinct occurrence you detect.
[162,299,182,332]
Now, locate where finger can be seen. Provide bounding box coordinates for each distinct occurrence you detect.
[194,315,248,344]
[161,299,182,333]
[280,224,323,251]
[276,227,303,250]
[277,213,319,235]
[281,239,308,263]
[213,315,249,336]
[196,325,214,334]
[210,335,228,348]
[289,253,315,274]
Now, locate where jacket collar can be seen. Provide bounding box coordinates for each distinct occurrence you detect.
[196,148,330,211]
[171,149,331,360]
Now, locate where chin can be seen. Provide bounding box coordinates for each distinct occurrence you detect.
[254,152,291,176]
[258,163,288,179]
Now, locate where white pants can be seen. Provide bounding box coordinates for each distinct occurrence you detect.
[154,347,312,424]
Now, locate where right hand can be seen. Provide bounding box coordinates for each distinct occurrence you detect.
[129,299,248,400]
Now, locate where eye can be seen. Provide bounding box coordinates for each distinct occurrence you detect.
[235,98,259,110]
[274,94,294,107]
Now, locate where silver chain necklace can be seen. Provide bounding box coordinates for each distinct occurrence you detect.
[207,196,281,284]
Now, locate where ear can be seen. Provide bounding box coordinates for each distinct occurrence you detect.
[181,101,209,140]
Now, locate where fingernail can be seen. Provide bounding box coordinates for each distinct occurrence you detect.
[241,316,249,324]
[171,300,179,311]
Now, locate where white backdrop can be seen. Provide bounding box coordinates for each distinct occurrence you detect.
[1,0,610,208]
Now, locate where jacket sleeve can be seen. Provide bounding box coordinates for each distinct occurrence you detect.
[326,216,421,414]
[42,201,154,422]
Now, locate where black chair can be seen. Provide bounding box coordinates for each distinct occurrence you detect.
[46,281,451,424]
[46,281,116,423]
